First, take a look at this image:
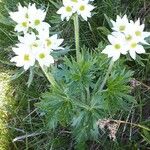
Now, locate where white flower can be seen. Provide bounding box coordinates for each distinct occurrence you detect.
[38,30,64,50]
[44,34,64,50]
[74,0,95,21]
[125,19,150,45]
[111,15,129,33]
[9,3,50,33]
[102,33,127,61]
[37,22,50,35]
[57,1,76,21]
[18,32,36,45]
[35,48,54,67]
[128,41,145,59]
[11,46,35,70]
[17,32,42,54]
[9,3,29,32]
[103,15,149,61]
[27,3,50,31]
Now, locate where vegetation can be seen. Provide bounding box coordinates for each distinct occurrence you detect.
[0,0,150,149]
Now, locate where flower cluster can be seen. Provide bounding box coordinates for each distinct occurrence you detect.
[57,0,95,21]
[9,3,64,71]
[9,3,50,33]
[102,15,150,61]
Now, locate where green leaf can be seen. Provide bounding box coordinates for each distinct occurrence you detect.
[0,14,14,26]
[10,68,25,80]
[104,14,113,28]
[97,26,111,36]
[141,129,150,144]
[27,67,34,88]
[49,0,61,9]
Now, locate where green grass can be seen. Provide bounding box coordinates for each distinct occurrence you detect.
[0,0,150,149]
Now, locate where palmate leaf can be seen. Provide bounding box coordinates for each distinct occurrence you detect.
[37,88,74,129]
[102,69,136,113]
[72,95,106,144]
[63,53,96,86]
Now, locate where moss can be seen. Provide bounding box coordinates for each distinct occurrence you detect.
[0,65,14,150]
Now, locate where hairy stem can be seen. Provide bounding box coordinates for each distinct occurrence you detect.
[40,65,57,87]
[73,14,80,62]
[99,59,114,91]
[93,59,114,93]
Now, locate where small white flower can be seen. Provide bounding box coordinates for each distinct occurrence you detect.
[44,34,64,50]
[57,1,76,21]
[18,32,36,45]
[37,22,50,35]
[111,15,129,33]
[35,48,54,67]
[126,19,150,45]
[38,30,64,50]
[9,3,30,32]
[74,0,95,21]
[17,32,42,54]
[28,3,50,31]
[9,3,50,33]
[11,46,35,70]
[102,33,127,61]
[128,41,145,59]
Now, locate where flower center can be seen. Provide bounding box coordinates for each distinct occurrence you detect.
[125,34,132,41]
[22,22,28,27]
[66,6,72,12]
[31,42,38,48]
[119,25,125,32]
[46,39,52,47]
[135,31,141,36]
[79,5,85,11]
[114,44,121,50]
[34,19,40,26]
[39,53,45,59]
[24,54,30,61]
[131,42,137,48]
[71,0,78,2]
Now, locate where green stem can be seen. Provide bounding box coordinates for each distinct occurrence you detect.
[73,14,80,62]
[40,65,57,87]
[99,59,114,91]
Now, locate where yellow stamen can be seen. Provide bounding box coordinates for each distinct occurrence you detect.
[135,31,141,36]
[32,42,38,48]
[39,53,45,59]
[71,0,78,2]
[34,19,40,26]
[22,22,28,27]
[119,25,125,32]
[114,44,121,50]
[46,39,52,47]
[79,5,85,11]
[131,42,137,48]
[24,54,30,61]
[66,6,72,12]
[125,35,132,41]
